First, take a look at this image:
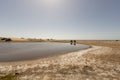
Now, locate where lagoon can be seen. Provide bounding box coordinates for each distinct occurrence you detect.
[0,42,89,62]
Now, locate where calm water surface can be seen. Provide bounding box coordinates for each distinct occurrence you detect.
[0,42,89,62]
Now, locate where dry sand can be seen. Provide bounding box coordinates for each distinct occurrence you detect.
[0,40,120,80]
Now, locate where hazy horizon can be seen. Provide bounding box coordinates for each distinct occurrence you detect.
[0,0,120,40]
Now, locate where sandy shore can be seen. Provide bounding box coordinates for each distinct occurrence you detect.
[0,41,120,80]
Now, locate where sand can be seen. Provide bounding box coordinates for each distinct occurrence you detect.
[0,40,120,80]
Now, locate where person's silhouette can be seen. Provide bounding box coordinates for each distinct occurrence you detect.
[70,40,73,45]
[74,40,76,45]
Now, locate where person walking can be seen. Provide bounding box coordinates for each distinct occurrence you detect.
[74,40,76,45]
[70,40,73,45]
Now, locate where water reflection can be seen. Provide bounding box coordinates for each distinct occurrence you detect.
[0,42,89,62]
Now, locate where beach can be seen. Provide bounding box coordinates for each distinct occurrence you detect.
[0,40,120,80]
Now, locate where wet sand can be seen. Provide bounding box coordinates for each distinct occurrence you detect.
[0,40,120,80]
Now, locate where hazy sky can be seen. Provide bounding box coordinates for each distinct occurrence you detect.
[0,0,120,40]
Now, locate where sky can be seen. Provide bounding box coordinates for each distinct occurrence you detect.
[0,0,120,40]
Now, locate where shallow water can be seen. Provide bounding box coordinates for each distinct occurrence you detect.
[0,42,89,62]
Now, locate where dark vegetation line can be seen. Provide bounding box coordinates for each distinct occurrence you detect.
[0,38,12,42]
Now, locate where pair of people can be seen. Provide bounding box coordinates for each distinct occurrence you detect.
[70,40,76,45]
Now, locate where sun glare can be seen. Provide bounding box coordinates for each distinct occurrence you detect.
[42,0,62,6]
